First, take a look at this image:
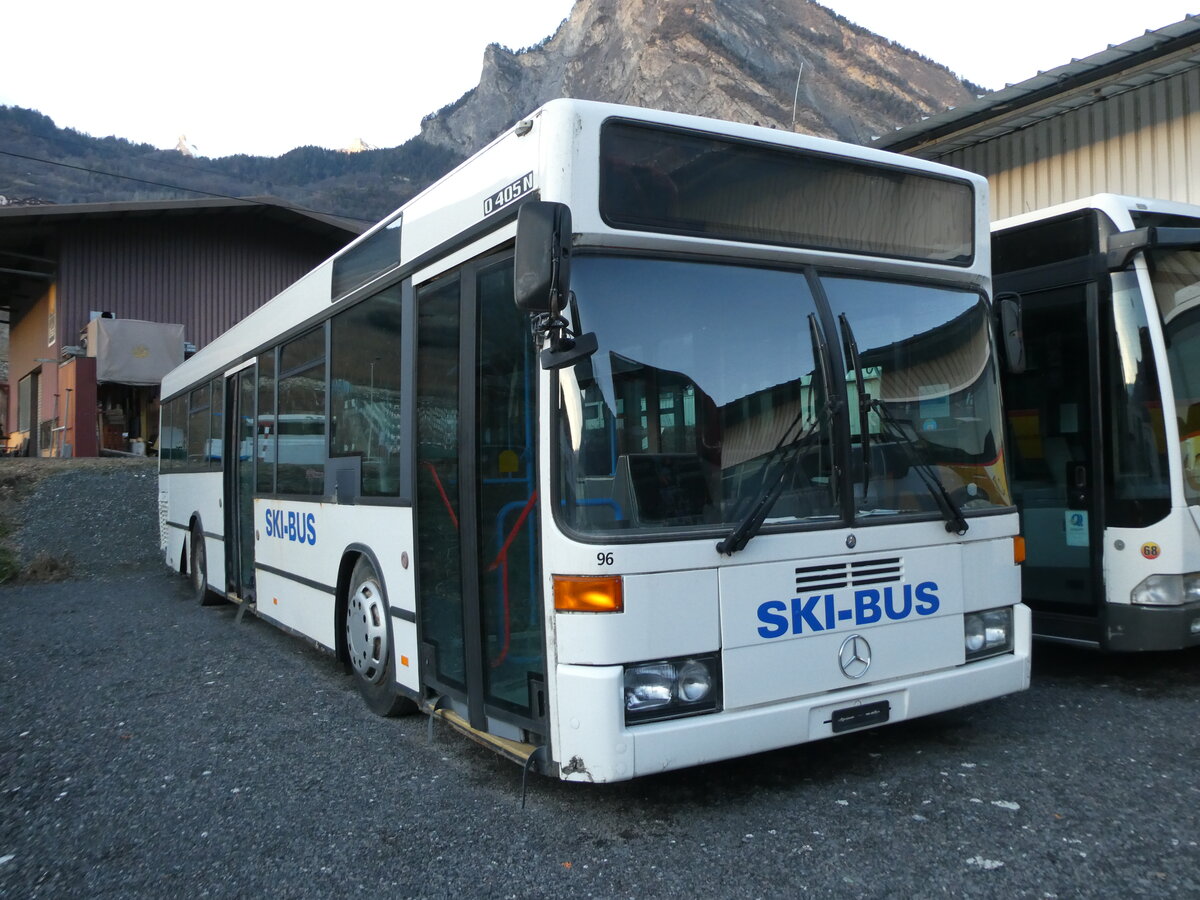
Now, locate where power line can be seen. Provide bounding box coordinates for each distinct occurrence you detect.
[0,148,376,223]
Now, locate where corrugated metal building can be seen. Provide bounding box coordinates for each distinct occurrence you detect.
[872,16,1200,219]
[0,197,363,456]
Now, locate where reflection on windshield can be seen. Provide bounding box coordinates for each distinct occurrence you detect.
[821,277,1007,521]
[556,256,1010,538]
[1145,246,1200,503]
[557,258,837,534]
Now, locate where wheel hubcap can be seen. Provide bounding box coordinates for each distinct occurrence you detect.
[347,578,388,682]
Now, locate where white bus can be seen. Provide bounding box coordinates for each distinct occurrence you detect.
[159,99,1030,782]
[994,193,1200,651]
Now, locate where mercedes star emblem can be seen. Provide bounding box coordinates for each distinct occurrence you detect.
[838,634,872,679]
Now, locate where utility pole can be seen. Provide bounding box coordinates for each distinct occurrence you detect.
[791,62,805,129]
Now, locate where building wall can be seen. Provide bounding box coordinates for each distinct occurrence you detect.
[3,209,353,452]
[8,285,58,453]
[56,213,340,353]
[926,66,1200,220]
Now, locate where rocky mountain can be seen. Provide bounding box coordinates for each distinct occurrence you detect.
[0,105,460,223]
[0,0,982,222]
[420,0,980,157]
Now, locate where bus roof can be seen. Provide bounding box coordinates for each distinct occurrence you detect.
[164,99,989,399]
[993,192,1200,233]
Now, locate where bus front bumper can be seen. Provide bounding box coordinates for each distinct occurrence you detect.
[1105,600,1200,651]
[552,606,1031,782]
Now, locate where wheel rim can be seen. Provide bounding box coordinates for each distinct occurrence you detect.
[191,533,206,593]
[347,576,388,682]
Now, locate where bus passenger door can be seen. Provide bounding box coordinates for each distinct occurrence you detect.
[224,365,256,600]
[1001,282,1102,638]
[413,252,546,742]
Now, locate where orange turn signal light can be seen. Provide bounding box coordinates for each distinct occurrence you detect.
[553,574,624,613]
[1013,536,1026,565]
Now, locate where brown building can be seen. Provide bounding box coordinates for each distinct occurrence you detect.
[0,197,362,456]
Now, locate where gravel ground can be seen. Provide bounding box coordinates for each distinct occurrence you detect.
[2,570,1199,899]
[0,458,159,579]
[2,462,1199,898]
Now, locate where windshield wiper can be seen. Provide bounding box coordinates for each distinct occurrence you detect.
[716,314,836,556]
[715,423,825,555]
[838,313,872,501]
[868,399,968,535]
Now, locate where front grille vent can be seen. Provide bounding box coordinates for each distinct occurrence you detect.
[795,557,903,593]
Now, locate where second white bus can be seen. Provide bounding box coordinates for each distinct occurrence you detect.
[995,193,1200,650]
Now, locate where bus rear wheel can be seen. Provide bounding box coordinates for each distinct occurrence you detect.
[346,557,415,717]
[190,523,222,606]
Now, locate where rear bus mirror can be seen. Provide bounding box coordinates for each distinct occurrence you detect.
[996,292,1025,375]
[1106,225,1200,270]
[514,201,572,313]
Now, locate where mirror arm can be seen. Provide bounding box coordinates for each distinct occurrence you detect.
[1105,226,1200,271]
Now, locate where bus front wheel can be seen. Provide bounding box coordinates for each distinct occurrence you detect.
[346,557,415,717]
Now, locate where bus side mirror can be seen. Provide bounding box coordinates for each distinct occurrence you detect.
[514,201,572,314]
[996,292,1025,375]
[515,200,597,371]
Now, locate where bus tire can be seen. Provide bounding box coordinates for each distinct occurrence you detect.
[346,556,415,717]
[190,523,220,606]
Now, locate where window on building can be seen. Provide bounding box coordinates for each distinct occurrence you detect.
[17,373,34,433]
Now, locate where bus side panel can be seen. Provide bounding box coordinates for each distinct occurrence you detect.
[159,475,185,571]
[1105,508,1200,610]
[255,570,336,649]
[164,471,224,584]
[252,499,418,695]
[961,537,1022,613]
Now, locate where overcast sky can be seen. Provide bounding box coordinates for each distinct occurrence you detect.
[1,0,1195,158]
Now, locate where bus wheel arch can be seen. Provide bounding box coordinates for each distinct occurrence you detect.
[340,549,416,717]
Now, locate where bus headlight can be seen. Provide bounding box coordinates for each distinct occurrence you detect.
[623,654,721,725]
[964,608,1013,661]
[1130,573,1200,606]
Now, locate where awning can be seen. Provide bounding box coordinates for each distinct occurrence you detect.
[86,318,185,386]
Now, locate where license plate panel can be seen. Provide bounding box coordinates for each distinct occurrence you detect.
[830,700,890,733]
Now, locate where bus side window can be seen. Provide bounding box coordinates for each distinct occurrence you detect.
[209,377,224,471]
[187,384,210,468]
[329,286,404,497]
[277,327,327,496]
[257,349,277,494]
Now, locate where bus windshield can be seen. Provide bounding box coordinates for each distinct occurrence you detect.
[555,255,1010,538]
[1142,243,1200,503]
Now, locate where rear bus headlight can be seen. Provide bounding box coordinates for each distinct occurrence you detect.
[964,607,1013,661]
[623,654,721,725]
